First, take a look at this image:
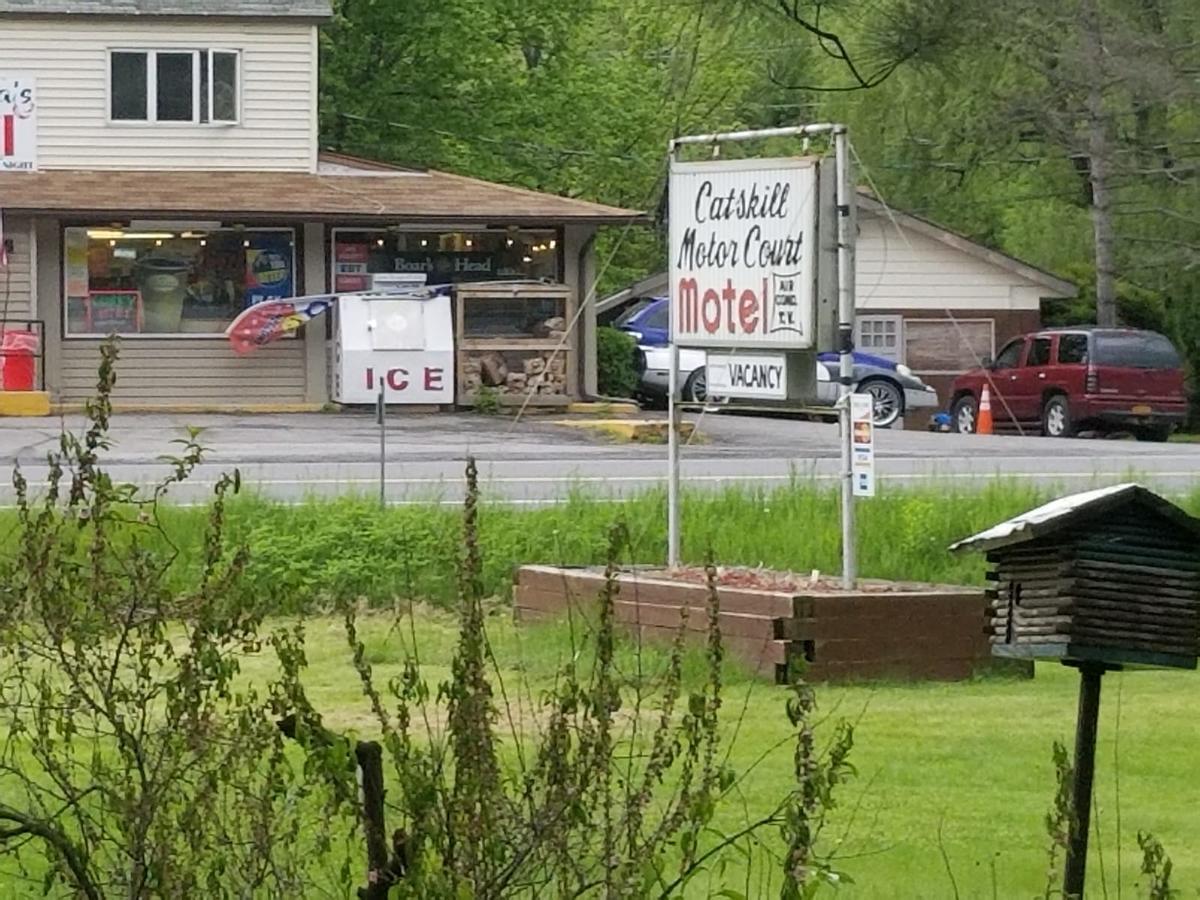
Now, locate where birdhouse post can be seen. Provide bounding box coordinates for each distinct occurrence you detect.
[951,484,1200,899]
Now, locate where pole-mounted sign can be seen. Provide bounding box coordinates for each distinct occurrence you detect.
[669,157,818,350]
[666,125,859,588]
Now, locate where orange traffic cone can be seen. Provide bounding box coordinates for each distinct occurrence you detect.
[977,384,994,435]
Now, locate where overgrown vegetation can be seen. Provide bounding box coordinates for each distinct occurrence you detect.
[281,460,858,897]
[1,346,1194,897]
[0,342,339,897]
[596,325,639,398]
[0,342,860,897]
[1,478,1061,613]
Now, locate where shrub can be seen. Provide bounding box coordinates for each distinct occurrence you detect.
[0,340,341,898]
[596,325,639,398]
[280,461,858,898]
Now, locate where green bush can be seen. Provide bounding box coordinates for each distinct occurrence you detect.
[596,325,639,398]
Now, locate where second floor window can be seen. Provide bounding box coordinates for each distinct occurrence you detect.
[110,49,239,124]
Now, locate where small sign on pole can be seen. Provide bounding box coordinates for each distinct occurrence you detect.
[850,393,875,498]
[706,353,788,400]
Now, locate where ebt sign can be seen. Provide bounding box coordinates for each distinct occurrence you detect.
[0,74,36,172]
[669,157,816,349]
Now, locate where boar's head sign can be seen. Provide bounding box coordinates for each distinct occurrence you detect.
[669,156,817,350]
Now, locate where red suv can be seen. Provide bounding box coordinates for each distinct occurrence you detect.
[949,328,1188,441]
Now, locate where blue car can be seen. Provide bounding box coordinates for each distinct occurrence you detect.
[620,297,939,427]
[614,296,670,346]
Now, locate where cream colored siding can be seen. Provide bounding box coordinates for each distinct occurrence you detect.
[857,215,1042,312]
[59,339,307,404]
[0,217,34,320]
[1,18,316,171]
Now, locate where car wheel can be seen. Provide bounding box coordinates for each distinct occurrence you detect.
[861,379,904,428]
[683,367,707,403]
[1135,425,1172,443]
[951,395,977,434]
[1041,395,1074,438]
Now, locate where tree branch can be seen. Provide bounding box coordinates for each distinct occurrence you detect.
[0,805,102,900]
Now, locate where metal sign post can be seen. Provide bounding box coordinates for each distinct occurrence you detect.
[834,125,857,587]
[667,342,682,567]
[666,123,857,583]
[377,382,387,508]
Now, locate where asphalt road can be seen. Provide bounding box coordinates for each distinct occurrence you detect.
[2,410,1199,505]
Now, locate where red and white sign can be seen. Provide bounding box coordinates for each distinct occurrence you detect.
[0,75,36,172]
[337,350,455,404]
[669,157,816,349]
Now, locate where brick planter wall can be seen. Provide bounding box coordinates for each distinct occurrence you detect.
[514,566,1029,684]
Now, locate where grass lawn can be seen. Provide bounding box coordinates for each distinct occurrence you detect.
[233,608,1200,899]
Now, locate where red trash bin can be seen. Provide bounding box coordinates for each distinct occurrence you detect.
[0,330,38,392]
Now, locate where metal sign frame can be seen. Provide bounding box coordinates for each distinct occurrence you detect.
[666,124,859,588]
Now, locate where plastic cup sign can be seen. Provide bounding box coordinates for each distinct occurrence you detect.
[851,393,876,497]
[669,156,817,350]
[706,353,788,400]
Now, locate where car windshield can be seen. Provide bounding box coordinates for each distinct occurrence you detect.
[1094,332,1181,369]
[614,299,653,328]
[644,303,669,330]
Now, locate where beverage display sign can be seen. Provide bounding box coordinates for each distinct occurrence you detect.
[669,156,817,349]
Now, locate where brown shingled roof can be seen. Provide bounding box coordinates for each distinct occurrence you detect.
[0,153,642,225]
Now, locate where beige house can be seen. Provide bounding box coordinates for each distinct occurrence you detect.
[0,0,634,411]
[600,195,1077,405]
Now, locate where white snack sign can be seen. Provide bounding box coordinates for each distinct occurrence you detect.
[669,156,817,349]
[850,393,876,497]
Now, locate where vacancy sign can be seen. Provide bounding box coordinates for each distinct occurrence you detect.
[669,156,817,350]
[850,393,876,497]
[0,75,35,172]
[706,353,788,400]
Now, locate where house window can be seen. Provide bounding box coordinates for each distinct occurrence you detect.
[857,316,903,362]
[110,50,240,124]
[63,226,295,337]
[331,228,561,291]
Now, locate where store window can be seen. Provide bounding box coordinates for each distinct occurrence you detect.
[109,49,240,124]
[332,229,560,291]
[64,226,295,336]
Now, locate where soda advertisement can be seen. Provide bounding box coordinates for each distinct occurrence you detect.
[244,234,295,306]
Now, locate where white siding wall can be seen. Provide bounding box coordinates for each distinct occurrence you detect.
[0,217,35,321]
[856,214,1042,312]
[1,18,317,171]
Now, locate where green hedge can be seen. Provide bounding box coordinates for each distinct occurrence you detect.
[596,326,639,398]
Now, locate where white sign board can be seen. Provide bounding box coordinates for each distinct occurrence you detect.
[850,393,876,497]
[669,156,817,350]
[706,352,788,400]
[0,75,36,172]
[337,350,455,404]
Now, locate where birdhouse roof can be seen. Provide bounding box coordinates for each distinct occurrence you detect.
[949,483,1200,554]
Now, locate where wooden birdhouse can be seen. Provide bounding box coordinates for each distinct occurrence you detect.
[950,483,1200,671]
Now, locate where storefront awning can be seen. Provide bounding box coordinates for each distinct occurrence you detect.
[0,152,644,226]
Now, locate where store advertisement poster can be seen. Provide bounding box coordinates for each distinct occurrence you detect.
[850,393,876,498]
[0,74,37,172]
[245,234,294,306]
[334,242,370,292]
[65,228,89,298]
